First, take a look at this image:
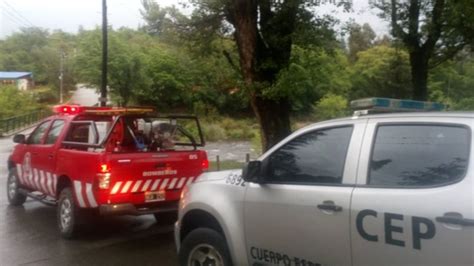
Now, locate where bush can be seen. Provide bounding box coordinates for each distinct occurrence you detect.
[33,86,58,104]
[313,94,349,121]
[200,117,257,142]
[452,98,474,111]
[202,123,227,141]
[0,85,40,119]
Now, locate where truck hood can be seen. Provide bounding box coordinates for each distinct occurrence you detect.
[195,169,242,183]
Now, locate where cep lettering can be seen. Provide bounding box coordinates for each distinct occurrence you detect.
[356,209,436,250]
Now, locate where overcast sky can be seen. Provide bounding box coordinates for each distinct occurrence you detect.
[0,0,388,39]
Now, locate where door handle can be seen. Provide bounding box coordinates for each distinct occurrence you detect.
[48,154,54,159]
[436,215,474,226]
[317,201,343,212]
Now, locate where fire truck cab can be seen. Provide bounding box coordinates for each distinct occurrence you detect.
[6,105,208,238]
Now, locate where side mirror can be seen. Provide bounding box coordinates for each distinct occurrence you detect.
[13,134,26,144]
[242,160,262,183]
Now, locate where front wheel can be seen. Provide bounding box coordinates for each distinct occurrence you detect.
[179,228,232,266]
[57,187,80,239]
[7,169,26,206]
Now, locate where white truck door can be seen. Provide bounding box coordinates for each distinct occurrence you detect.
[351,117,474,265]
[244,121,366,266]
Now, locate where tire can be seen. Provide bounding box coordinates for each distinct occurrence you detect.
[7,168,26,206]
[153,211,177,225]
[179,228,233,266]
[57,187,80,239]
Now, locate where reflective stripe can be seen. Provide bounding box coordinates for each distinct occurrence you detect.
[40,171,48,193]
[131,180,142,193]
[121,181,133,193]
[46,172,54,196]
[176,177,187,189]
[16,164,24,185]
[141,179,152,192]
[168,178,178,189]
[110,182,122,194]
[52,174,58,195]
[73,181,86,207]
[28,170,34,188]
[85,183,98,207]
[34,169,41,191]
[150,179,161,191]
[159,178,169,190]
[186,176,195,186]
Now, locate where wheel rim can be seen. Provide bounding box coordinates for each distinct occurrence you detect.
[187,244,224,266]
[7,174,17,200]
[60,198,72,231]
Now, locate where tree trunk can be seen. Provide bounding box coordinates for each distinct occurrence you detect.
[227,0,293,152]
[409,51,429,101]
[250,94,292,151]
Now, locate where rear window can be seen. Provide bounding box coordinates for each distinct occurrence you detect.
[369,124,470,187]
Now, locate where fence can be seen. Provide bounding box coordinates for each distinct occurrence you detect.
[213,153,250,171]
[0,109,50,136]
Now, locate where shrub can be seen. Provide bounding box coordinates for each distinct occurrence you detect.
[202,123,227,141]
[0,85,40,119]
[313,94,349,121]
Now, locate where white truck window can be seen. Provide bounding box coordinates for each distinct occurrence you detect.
[369,124,470,187]
[266,126,353,184]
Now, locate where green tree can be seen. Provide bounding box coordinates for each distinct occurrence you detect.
[348,23,376,61]
[0,28,76,98]
[429,52,474,109]
[350,45,412,99]
[142,0,344,151]
[74,29,149,106]
[271,46,351,112]
[374,0,474,101]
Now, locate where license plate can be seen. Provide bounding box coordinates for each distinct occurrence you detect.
[145,190,165,202]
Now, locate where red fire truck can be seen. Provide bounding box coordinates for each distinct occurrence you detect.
[6,105,208,238]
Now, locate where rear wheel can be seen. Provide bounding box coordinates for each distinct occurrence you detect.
[153,212,177,225]
[7,169,26,206]
[57,187,80,239]
[179,228,232,266]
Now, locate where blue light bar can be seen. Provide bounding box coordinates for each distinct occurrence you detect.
[350,98,445,113]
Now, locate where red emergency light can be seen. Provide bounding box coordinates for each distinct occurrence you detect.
[53,105,84,115]
[53,105,155,115]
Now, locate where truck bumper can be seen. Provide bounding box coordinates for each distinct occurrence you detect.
[98,201,178,216]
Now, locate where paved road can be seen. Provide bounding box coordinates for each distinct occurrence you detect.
[69,85,101,106]
[0,88,178,266]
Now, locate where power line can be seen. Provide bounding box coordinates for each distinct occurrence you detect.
[1,7,30,28]
[3,1,34,26]
[1,1,34,27]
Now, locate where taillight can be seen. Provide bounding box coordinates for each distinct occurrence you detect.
[201,159,209,170]
[100,164,110,173]
[97,164,111,189]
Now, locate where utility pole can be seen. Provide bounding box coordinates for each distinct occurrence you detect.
[100,0,108,107]
[59,51,65,103]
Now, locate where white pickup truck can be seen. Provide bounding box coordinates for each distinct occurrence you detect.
[174,98,474,266]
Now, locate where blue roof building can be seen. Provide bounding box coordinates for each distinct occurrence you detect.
[0,71,33,80]
[0,71,34,90]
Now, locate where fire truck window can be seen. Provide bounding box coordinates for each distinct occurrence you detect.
[27,121,52,144]
[66,124,96,144]
[45,120,65,144]
[95,121,112,143]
